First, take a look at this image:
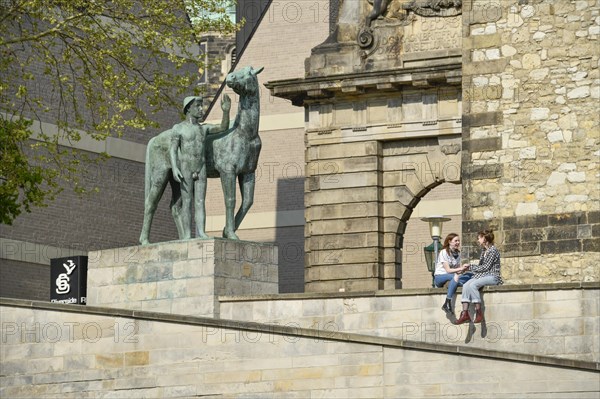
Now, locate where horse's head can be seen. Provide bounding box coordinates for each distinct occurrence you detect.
[226,66,264,96]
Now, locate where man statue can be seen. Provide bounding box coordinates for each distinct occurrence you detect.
[139,94,231,245]
[366,0,391,28]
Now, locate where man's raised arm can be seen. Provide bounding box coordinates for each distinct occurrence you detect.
[207,94,231,134]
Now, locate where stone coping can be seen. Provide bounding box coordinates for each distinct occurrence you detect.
[91,236,277,251]
[1,297,598,373]
[219,282,600,302]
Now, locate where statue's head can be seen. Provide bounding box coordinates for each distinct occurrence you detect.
[226,66,264,95]
[183,96,203,115]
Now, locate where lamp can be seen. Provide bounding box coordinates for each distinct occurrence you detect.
[423,242,435,286]
[421,216,451,287]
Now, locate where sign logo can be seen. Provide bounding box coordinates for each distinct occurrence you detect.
[55,260,76,294]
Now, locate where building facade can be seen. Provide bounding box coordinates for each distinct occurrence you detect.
[1,0,596,300]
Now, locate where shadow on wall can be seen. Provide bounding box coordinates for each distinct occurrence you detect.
[276,177,305,293]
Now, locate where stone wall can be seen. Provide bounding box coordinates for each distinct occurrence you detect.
[1,299,597,398]
[303,129,462,292]
[461,1,600,283]
[220,284,600,362]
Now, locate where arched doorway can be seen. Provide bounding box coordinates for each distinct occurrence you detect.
[381,136,462,289]
[397,182,463,288]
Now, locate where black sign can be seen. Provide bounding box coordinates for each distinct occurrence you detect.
[50,256,88,305]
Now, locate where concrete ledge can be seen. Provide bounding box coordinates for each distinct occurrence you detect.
[219,282,600,302]
[1,297,598,372]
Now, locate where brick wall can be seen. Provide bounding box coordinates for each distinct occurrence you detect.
[207,0,331,118]
[0,259,49,301]
[1,0,319,302]
[7,26,189,145]
[204,127,306,215]
[1,18,196,300]
[3,154,178,252]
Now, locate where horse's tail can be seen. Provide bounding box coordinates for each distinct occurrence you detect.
[144,138,153,200]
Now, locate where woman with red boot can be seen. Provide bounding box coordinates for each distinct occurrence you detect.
[455,229,503,325]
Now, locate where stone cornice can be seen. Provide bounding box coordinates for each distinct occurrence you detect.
[265,64,462,106]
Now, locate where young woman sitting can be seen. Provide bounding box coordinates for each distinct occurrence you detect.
[433,233,473,315]
[455,229,503,324]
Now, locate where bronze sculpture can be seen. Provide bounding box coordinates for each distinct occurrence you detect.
[140,66,264,244]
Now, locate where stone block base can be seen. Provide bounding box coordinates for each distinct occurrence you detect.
[87,238,278,318]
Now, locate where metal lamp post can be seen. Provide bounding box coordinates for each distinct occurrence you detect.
[421,216,451,287]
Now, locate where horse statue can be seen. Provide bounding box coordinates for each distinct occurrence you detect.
[206,66,264,240]
[138,66,263,244]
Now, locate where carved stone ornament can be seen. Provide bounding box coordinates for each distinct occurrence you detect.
[359,0,462,49]
[441,143,461,155]
[358,28,376,49]
[402,0,463,18]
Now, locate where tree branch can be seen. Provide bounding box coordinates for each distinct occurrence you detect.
[0,11,87,47]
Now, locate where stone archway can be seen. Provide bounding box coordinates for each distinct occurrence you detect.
[380,136,462,289]
[393,178,446,289]
[297,132,462,293]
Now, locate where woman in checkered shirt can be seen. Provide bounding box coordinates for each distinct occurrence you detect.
[455,229,503,325]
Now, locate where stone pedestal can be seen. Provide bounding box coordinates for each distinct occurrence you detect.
[87,238,278,318]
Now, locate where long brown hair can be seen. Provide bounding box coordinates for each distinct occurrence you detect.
[442,233,459,255]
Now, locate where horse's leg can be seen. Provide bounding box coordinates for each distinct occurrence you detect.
[220,172,239,240]
[139,170,169,245]
[235,172,255,230]
[169,173,185,239]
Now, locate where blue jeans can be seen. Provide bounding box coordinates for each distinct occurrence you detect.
[434,273,473,299]
[461,275,500,303]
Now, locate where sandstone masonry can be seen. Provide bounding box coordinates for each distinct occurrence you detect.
[461,0,600,283]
